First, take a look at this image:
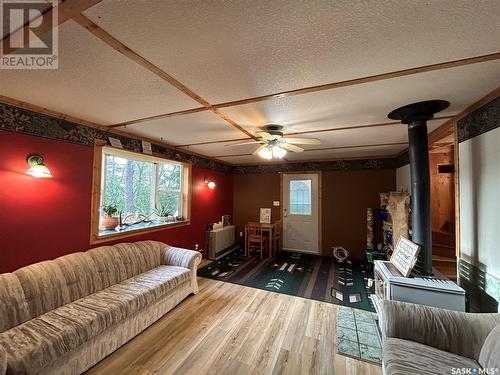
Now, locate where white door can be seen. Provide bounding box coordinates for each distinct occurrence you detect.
[282,173,319,254]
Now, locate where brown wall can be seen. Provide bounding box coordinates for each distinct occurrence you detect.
[233,169,396,260]
[322,169,395,259]
[233,173,281,244]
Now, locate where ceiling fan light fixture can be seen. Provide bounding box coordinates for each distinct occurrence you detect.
[258,146,273,160]
[272,146,287,159]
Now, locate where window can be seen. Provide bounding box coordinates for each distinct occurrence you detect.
[289,179,312,215]
[91,146,191,243]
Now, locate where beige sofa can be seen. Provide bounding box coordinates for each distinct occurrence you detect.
[0,240,201,375]
[381,300,500,375]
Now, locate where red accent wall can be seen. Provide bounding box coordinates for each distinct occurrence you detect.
[0,131,233,273]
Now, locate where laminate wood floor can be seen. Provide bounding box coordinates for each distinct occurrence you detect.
[85,278,382,375]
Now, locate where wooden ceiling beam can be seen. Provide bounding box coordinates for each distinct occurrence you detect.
[214,141,408,158]
[73,14,256,140]
[109,106,210,128]
[286,115,454,136]
[175,116,454,147]
[110,51,500,127]
[212,52,500,109]
[176,137,250,148]
[396,85,500,158]
[1,0,103,57]
[0,95,233,166]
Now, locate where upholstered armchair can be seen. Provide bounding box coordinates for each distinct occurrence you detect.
[381,300,500,375]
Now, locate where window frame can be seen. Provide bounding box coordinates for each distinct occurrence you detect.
[90,144,191,244]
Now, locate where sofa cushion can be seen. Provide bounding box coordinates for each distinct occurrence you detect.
[113,241,163,278]
[53,252,103,304]
[13,260,72,322]
[479,324,500,369]
[383,338,479,375]
[0,265,190,374]
[85,245,129,290]
[0,345,6,375]
[0,274,30,332]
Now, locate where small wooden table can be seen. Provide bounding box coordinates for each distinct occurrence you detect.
[245,222,276,258]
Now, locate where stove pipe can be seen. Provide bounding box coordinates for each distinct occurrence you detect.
[388,100,450,276]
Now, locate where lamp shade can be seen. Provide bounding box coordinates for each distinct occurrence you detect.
[26,154,52,178]
[26,164,52,178]
[258,147,273,160]
[272,146,287,159]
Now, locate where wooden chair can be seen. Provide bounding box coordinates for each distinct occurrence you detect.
[271,220,282,257]
[246,222,269,259]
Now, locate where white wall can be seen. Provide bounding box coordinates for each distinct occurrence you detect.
[459,127,500,279]
[396,164,411,194]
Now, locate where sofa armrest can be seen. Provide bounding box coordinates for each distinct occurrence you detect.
[0,344,7,375]
[382,300,500,360]
[161,246,202,293]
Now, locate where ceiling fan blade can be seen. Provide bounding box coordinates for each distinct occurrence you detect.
[256,131,276,140]
[284,137,321,145]
[280,143,304,152]
[225,140,262,147]
[252,144,268,155]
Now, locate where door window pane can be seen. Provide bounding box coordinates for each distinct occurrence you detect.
[290,179,312,215]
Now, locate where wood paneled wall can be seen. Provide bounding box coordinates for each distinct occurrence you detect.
[233,169,396,259]
[429,147,455,235]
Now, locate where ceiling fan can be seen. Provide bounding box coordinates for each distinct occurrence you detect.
[227,124,321,160]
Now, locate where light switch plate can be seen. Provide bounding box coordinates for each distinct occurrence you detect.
[273,201,280,206]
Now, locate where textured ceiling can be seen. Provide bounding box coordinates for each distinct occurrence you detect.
[1,1,499,164]
[211,121,446,164]
[221,62,500,135]
[284,144,407,162]
[0,21,199,125]
[84,0,500,104]
[124,111,245,146]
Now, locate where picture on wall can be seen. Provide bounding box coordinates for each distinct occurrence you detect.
[260,208,271,224]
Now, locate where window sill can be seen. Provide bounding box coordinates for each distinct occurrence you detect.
[91,220,190,245]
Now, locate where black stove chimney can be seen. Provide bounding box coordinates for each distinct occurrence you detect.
[388,100,450,276]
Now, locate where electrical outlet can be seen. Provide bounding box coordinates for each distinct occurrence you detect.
[239,232,243,237]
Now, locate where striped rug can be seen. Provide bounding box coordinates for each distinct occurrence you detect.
[198,247,375,312]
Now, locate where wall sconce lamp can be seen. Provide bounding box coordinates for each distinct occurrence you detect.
[26,154,52,178]
[204,176,216,189]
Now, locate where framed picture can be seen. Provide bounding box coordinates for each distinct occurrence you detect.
[390,236,420,277]
[259,208,271,224]
[222,215,230,227]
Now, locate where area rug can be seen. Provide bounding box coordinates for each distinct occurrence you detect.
[198,247,375,312]
[336,307,382,365]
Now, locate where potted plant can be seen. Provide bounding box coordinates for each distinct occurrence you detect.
[155,205,173,223]
[100,204,119,230]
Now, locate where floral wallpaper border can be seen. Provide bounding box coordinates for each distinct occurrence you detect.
[458,96,500,143]
[0,102,400,174]
[0,102,234,172]
[233,157,397,174]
